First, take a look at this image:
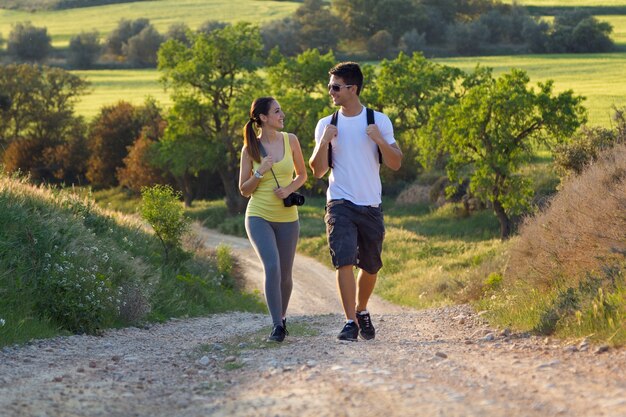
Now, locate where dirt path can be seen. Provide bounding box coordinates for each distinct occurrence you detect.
[1,226,625,417]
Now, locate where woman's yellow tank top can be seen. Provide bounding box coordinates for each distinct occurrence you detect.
[246,132,298,222]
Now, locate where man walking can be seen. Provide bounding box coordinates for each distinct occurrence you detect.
[309,62,403,341]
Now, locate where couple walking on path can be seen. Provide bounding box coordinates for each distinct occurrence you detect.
[238,62,404,342]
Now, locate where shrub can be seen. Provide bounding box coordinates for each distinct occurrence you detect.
[507,143,626,288]
[140,184,190,262]
[554,126,620,179]
[7,22,51,62]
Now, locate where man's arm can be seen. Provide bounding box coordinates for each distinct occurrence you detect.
[366,124,403,171]
[309,124,337,178]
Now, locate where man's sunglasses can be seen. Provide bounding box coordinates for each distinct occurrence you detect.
[328,83,354,92]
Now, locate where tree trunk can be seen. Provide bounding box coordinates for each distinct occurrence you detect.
[219,168,247,215]
[176,171,195,207]
[492,199,512,239]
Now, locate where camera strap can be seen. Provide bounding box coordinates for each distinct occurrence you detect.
[257,141,281,188]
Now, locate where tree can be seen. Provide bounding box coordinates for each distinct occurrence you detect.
[265,48,336,191]
[420,68,587,238]
[0,64,88,183]
[117,100,170,192]
[366,52,462,185]
[105,18,149,56]
[124,25,164,67]
[7,22,51,62]
[68,31,102,69]
[158,22,264,212]
[367,30,394,59]
[293,0,343,53]
[86,101,144,188]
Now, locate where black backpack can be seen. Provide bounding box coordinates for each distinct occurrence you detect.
[328,107,383,168]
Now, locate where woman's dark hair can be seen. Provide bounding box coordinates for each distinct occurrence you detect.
[329,62,364,95]
[243,96,275,163]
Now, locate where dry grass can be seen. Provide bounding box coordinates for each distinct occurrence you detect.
[507,143,626,287]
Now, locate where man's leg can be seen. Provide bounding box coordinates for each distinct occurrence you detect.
[337,265,357,322]
[356,269,377,312]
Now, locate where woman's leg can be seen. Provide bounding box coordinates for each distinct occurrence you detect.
[245,216,282,326]
[274,220,299,318]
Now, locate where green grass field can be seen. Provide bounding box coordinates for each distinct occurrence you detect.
[73,69,170,119]
[0,0,298,47]
[435,53,626,127]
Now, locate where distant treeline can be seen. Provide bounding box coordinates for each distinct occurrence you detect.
[0,0,616,71]
[526,6,626,16]
[0,0,150,11]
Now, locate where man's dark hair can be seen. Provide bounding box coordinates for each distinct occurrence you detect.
[329,62,363,95]
[0,94,11,111]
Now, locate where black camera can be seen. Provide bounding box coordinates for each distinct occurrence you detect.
[283,192,305,207]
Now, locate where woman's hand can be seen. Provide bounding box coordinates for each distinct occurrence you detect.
[273,187,290,199]
[258,155,274,175]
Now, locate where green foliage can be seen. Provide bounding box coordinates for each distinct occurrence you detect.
[124,25,164,67]
[158,22,264,212]
[68,30,101,69]
[0,64,89,184]
[216,244,234,278]
[140,184,190,262]
[7,22,51,61]
[420,67,587,238]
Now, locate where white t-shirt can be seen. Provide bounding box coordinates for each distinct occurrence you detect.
[314,106,395,206]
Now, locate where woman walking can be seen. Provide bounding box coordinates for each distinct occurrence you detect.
[238,97,307,342]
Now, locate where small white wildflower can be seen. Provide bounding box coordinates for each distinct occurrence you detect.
[0,318,5,327]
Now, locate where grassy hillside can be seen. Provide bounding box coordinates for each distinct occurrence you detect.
[0,0,298,47]
[0,173,264,347]
[480,144,626,345]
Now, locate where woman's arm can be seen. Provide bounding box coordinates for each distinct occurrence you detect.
[274,133,308,199]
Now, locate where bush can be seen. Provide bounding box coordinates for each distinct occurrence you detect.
[67,31,101,69]
[554,126,620,179]
[140,184,190,262]
[507,143,626,289]
[7,22,51,61]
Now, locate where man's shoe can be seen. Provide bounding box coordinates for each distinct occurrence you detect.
[356,310,375,340]
[337,321,358,341]
[268,324,286,342]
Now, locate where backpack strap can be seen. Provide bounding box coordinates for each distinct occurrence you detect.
[328,111,339,168]
[328,107,382,169]
[366,108,383,164]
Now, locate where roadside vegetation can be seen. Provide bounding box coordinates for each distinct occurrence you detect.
[0,174,264,347]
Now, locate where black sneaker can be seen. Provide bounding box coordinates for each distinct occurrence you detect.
[337,321,358,341]
[268,325,286,342]
[282,318,288,335]
[356,311,375,340]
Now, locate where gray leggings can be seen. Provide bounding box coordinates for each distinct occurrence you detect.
[245,216,299,326]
